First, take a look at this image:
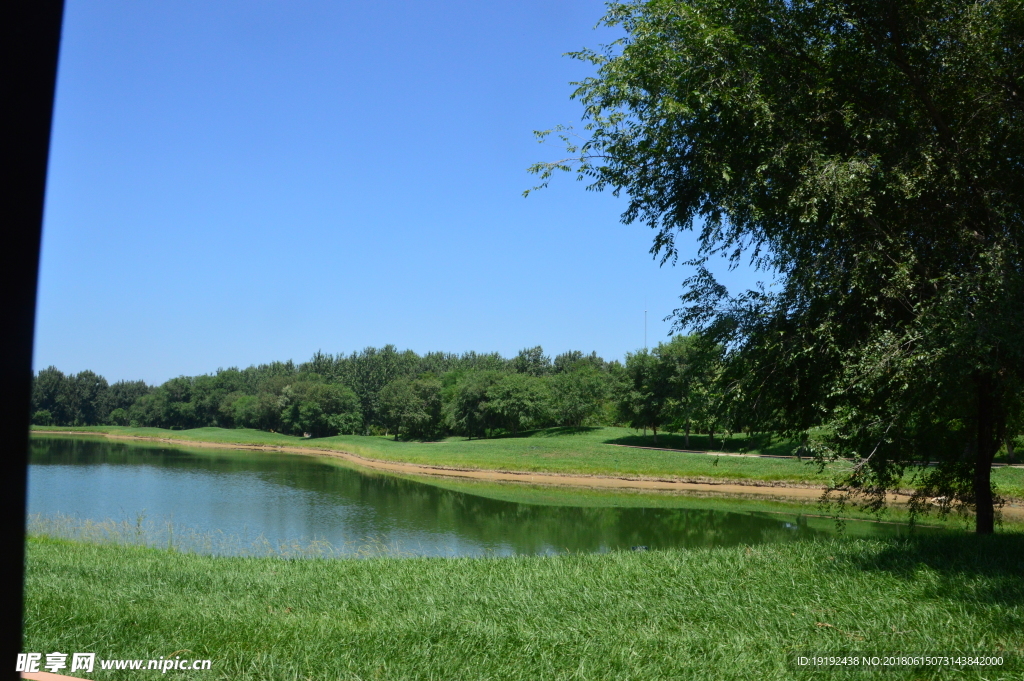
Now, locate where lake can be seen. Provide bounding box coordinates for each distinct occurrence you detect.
[27,435,938,557]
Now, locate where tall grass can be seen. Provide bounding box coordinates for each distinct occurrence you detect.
[24,534,1024,680]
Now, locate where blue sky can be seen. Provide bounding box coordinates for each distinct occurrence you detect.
[36,0,761,385]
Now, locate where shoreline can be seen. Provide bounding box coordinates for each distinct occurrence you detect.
[32,430,1024,518]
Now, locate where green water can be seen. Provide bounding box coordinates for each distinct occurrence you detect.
[28,436,940,556]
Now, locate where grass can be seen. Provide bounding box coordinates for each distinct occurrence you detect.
[32,425,1024,501]
[24,534,1024,680]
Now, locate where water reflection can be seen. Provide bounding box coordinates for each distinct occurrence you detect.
[28,437,932,557]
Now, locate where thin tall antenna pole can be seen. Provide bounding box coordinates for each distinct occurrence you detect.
[644,299,647,350]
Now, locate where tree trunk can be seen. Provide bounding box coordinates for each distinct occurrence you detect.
[652,426,658,445]
[1008,438,1016,463]
[974,374,997,535]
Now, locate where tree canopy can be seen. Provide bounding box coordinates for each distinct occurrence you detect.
[531,0,1024,532]
[31,345,632,439]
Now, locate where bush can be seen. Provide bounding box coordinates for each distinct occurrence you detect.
[107,408,129,426]
[31,410,54,427]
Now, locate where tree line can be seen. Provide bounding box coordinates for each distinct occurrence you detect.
[32,338,734,441]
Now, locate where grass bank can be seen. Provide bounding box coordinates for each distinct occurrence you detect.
[24,534,1024,680]
[32,425,1024,502]
[390,473,996,531]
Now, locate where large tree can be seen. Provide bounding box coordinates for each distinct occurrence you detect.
[487,373,550,436]
[448,371,504,439]
[31,367,66,424]
[657,335,723,448]
[100,379,151,423]
[379,377,443,440]
[279,381,362,438]
[618,349,674,443]
[532,0,1024,532]
[550,364,609,428]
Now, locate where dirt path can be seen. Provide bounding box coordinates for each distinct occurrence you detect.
[33,430,1024,518]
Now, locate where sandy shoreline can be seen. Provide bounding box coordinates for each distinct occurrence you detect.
[32,430,1024,518]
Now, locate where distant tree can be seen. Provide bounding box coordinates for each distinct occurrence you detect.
[457,351,509,373]
[107,408,129,426]
[336,345,420,432]
[123,377,197,429]
[301,349,337,381]
[487,374,549,436]
[217,391,250,429]
[211,367,248,394]
[510,346,552,376]
[378,376,444,439]
[169,401,197,430]
[128,390,171,428]
[407,376,445,440]
[254,392,283,431]
[227,394,258,429]
[417,351,462,376]
[379,378,425,440]
[279,382,310,434]
[449,371,503,439]
[658,335,723,448]
[245,361,299,394]
[32,367,66,423]
[59,370,108,426]
[553,350,605,374]
[162,377,199,429]
[618,349,673,443]
[553,350,584,373]
[182,375,215,427]
[549,366,608,428]
[31,410,54,427]
[100,380,151,423]
[279,382,362,437]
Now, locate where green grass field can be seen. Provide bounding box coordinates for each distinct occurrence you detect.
[31,425,1024,501]
[23,534,1024,680]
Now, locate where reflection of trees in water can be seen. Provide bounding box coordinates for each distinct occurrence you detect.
[31,437,286,472]
[337,483,833,553]
[33,438,842,554]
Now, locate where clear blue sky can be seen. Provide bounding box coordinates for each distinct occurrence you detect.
[36,0,760,385]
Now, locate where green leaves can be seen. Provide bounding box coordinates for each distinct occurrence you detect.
[535,0,1024,529]
[549,366,608,429]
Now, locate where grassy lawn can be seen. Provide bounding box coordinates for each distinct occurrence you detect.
[24,534,1024,680]
[32,425,1024,501]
